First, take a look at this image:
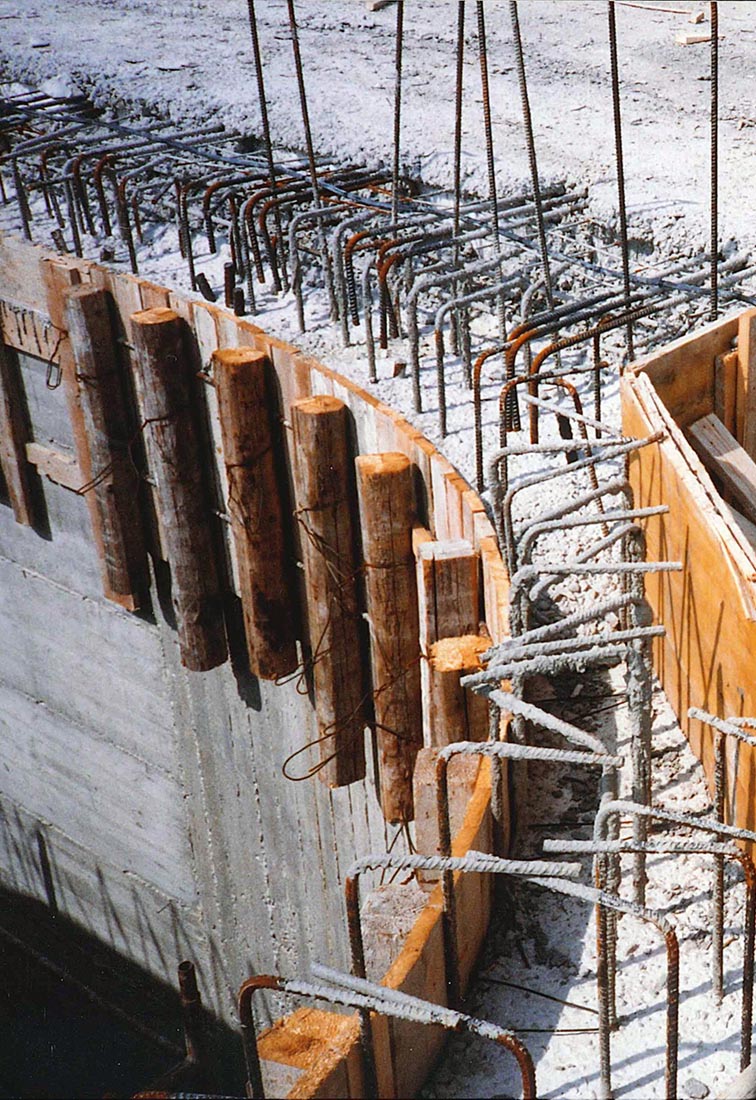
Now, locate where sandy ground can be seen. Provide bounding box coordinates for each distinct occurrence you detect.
[2,3,756,1098]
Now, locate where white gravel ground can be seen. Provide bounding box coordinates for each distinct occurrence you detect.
[2,3,756,1097]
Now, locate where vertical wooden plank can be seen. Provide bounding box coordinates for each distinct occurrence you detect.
[63,285,147,607]
[291,395,367,786]
[0,339,39,526]
[356,453,422,822]
[131,307,227,671]
[714,350,738,438]
[739,309,756,456]
[416,539,480,745]
[427,634,489,747]
[213,347,298,681]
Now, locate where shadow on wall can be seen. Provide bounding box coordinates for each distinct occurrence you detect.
[0,885,244,1098]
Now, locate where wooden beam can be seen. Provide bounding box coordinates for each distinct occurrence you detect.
[291,395,367,787]
[427,634,489,748]
[131,307,227,671]
[739,309,756,461]
[356,452,422,823]
[0,340,39,526]
[212,346,298,681]
[688,413,756,529]
[64,285,148,608]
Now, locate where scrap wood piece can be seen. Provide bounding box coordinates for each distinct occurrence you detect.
[687,412,756,529]
[427,633,490,748]
[212,346,298,682]
[356,452,422,823]
[64,285,148,607]
[131,307,227,672]
[0,338,39,526]
[25,442,83,491]
[291,394,367,788]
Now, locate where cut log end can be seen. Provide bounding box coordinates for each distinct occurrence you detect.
[355,451,411,479]
[293,393,345,418]
[132,306,179,327]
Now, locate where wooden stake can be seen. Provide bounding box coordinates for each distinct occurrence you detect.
[64,285,147,606]
[291,395,367,787]
[356,452,422,822]
[738,309,756,460]
[427,633,489,748]
[131,307,227,671]
[0,339,38,526]
[213,347,298,681]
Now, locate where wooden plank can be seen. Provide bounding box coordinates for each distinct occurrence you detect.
[213,346,298,680]
[714,350,738,438]
[0,340,39,525]
[739,310,756,460]
[25,442,83,490]
[356,453,422,822]
[622,373,756,840]
[0,301,60,362]
[687,413,756,529]
[64,284,148,606]
[291,395,368,787]
[628,312,737,427]
[131,307,228,671]
[427,633,489,747]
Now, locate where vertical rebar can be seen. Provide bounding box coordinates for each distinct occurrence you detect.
[710,0,719,320]
[451,2,466,358]
[477,2,516,427]
[285,0,336,312]
[247,0,288,292]
[608,1,635,359]
[713,730,725,1002]
[742,861,756,1070]
[509,2,555,314]
[391,1,404,226]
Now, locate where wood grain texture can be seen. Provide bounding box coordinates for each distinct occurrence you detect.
[291,395,367,787]
[0,339,39,525]
[622,370,756,844]
[356,452,422,823]
[688,413,756,528]
[64,284,147,605]
[427,633,489,747]
[131,307,227,671]
[740,310,756,460]
[213,346,298,681]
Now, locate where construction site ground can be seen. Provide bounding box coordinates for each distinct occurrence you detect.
[2,2,756,1098]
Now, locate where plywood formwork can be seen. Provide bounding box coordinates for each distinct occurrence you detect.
[622,311,756,832]
[0,231,510,1096]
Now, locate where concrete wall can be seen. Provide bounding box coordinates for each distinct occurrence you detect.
[0,234,507,1036]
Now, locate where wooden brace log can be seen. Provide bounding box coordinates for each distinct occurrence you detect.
[291,394,367,787]
[356,452,422,823]
[212,346,298,681]
[131,307,227,671]
[64,285,147,607]
[0,338,39,526]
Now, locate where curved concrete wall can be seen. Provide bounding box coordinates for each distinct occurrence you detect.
[0,234,509,1050]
